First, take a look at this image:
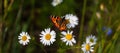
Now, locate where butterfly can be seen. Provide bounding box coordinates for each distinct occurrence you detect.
[50,16,68,31]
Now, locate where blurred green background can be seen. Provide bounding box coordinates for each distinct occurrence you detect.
[1,0,120,53]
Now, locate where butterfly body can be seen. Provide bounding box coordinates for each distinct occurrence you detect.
[51,16,67,31]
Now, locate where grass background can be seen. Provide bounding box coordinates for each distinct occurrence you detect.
[1,0,120,53]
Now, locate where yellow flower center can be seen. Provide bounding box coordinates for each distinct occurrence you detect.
[66,19,70,24]
[45,34,51,40]
[22,35,27,41]
[85,44,90,51]
[66,34,72,40]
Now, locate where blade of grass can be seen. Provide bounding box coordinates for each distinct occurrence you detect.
[12,0,24,53]
[77,0,87,53]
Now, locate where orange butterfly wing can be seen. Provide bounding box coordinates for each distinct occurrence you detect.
[51,16,66,31]
[59,20,66,31]
[51,16,60,28]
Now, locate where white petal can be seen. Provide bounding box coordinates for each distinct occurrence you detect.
[70,31,73,34]
[41,31,45,35]
[67,30,70,34]
[72,38,76,43]
[61,31,66,35]
[87,51,90,53]
[69,41,73,46]
[90,49,94,52]
[66,41,69,45]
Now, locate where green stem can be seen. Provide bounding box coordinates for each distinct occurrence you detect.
[79,0,87,42]
[78,0,87,53]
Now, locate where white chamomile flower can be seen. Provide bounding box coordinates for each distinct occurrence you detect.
[61,30,76,46]
[18,32,31,45]
[64,14,78,28]
[40,28,56,46]
[81,41,94,53]
[86,35,97,45]
[51,0,63,7]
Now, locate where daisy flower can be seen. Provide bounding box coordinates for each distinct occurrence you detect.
[64,14,78,28]
[61,30,76,46]
[81,41,94,53]
[18,32,31,45]
[40,28,56,46]
[51,0,63,7]
[86,35,97,45]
